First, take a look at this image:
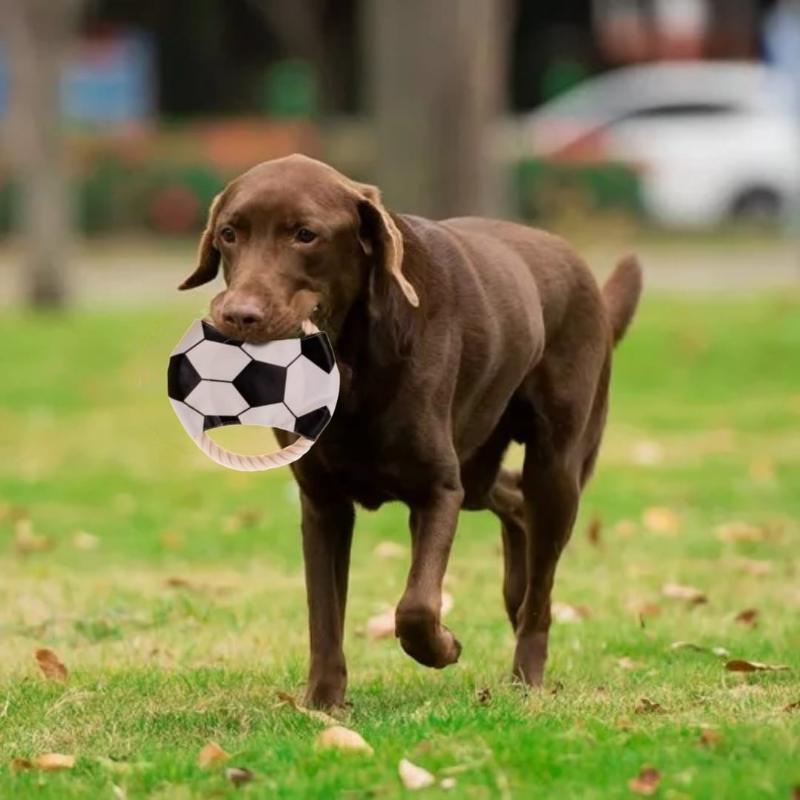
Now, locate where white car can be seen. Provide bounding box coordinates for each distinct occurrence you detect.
[520,61,800,227]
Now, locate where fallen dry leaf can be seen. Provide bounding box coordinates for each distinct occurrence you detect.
[373,541,406,559]
[72,531,99,551]
[32,753,75,771]
[628,766,661,796]
[635,698,665,714]
[35,648,68,682]
[614,519,638,537]
[735,608,759,627]
[14,519,52,554]
[476,687,492,705]
[275,691,339,727]
[441,591,454,617]
[225,766,254,787]
[715,521,766,543]
[197,741,229,768]
[699,728,722,747]
[631,440,664,466]
[552,601,590,623]
[736,558,773,577]
[725,659,790,673]
[316,725,373,755]
[669,641,729,657]
[399,758,436,790]
[662,582,707,604]
[366,607,396,640]
[642,506,680,535]
[586,514,603,547]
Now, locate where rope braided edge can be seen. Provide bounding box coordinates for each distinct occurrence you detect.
[190,319,321,473]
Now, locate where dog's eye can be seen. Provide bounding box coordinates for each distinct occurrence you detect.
[219,226,236,244]
[295,227,317,244]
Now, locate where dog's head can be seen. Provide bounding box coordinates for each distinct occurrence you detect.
[179,154,419,343]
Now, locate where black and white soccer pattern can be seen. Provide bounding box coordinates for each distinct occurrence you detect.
[168,320,339,440]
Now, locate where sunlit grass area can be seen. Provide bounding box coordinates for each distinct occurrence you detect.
[0,293,799,798]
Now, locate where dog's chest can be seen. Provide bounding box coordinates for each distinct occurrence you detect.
[312,416,436,509]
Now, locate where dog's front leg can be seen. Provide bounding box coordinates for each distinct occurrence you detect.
[300,490,354,709]
[396,484,463,669]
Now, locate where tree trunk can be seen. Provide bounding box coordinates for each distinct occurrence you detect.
[365,0,512,218]
[0,0,84,308]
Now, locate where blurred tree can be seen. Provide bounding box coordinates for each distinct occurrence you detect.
[0,0,86,307]
[365,0,514,218]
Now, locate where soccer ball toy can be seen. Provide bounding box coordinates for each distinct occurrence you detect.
[168,319,339,471]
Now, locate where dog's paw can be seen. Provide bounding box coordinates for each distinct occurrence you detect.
[397,612,462,669]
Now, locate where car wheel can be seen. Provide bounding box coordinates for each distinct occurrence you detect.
[730,187,783,226]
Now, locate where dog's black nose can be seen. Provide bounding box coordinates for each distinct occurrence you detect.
[223,302,264,329]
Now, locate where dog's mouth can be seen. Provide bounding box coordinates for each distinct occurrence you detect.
[205,312,318,345]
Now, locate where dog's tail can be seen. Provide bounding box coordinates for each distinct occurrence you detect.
[602,255,642,345]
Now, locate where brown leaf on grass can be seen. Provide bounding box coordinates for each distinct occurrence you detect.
[552,601,590,623]
[634,698,665,714]
[373,541,406,559]
[735,608,759,627]
[225,766,254,787]
[669,641,729,658]
[631,440,664,466]
[72,531,99,551]
[35,648,68,682]
[715,521,766,543]
[476,687,492,705]
[699,728,722,747]
[365,607,396,640]
[398,758,436,790]
[642,506,680,535]
[662,583,707,604]
[736,558,772,577]
[197,741,229,768]
[316,725,373,755]
[725,659,790,673]
[614,519,638,537]
[31,753,75,771]
[586,514,603,547]
[13,519,52,554]
[275,691,339,727]
[441,591,454,617]
[627,599,662,622]
[628,766,661,796]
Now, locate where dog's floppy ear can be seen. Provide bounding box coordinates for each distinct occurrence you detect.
[355,184,419,308]
[178,193,223,290]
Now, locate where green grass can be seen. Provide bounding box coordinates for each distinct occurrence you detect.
[0,292,799,798]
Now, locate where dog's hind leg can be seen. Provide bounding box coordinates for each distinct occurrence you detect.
[487,469,527,630]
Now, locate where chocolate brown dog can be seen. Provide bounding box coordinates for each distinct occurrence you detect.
[179,154,642,708]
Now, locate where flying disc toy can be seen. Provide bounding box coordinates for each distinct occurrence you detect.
[168,319,339,472]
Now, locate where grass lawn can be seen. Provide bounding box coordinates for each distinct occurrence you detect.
[0,291,799,798]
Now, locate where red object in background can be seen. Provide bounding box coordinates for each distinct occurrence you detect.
[149,185,201,234]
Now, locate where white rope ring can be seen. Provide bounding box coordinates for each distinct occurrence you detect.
[170,319,337,473]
